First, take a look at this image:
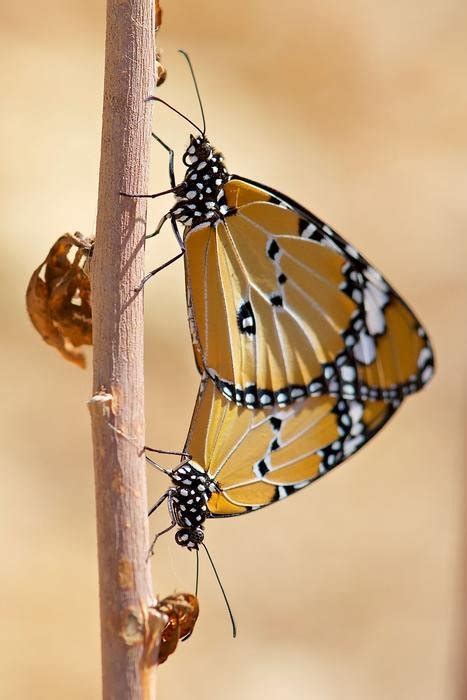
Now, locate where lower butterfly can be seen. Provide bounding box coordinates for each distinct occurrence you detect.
[148,378,395,549]
[147,377,396,633]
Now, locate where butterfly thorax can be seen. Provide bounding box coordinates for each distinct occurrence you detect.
[170,461,217,549]
[171,135,230,230]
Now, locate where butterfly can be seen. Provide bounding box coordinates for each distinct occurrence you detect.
[136,52,434,411]
[147,375,397,635]
[138,53,434,635]
[147,360,399,637]
[148,376,396,546]
[139,51,435,557]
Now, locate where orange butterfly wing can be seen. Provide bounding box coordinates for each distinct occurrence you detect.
[184,177,434,408]
[184,379,395,517]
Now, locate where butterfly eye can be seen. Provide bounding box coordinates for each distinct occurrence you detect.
[183,148,198,166]
[175,527,204,549]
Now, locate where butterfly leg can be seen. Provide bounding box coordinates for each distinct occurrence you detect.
[136,214,185,291]
[145,454,172,476]
[135,248,184,292]
[145,451,191,475]
[151,133,176,188]
[145,446,191,460]
[147,133,182,243]
[148,489,170,517]
[121,133,178,198]
[147,522,176,560]
[127,134,186,289]
[147,488,180,559]
[119,185,178,199]
[145,211,172,240]
[140,134,177,242]
[119,134,180,199]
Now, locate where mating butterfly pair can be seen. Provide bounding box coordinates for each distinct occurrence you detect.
[139,54,434,563]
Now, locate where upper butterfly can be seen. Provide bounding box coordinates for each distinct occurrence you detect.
[151,133,434,409]
[140,55,434,409]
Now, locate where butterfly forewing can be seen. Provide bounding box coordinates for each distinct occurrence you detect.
[184,177,434,408]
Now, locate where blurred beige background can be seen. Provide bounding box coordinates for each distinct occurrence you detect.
[1,1,466,698]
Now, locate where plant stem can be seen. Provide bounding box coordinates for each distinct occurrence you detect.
[89,1,157,697]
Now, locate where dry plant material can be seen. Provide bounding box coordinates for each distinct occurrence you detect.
[155,1,166,86]
[154,593,199,665]
[26,232,94,368]
[155,0,162,27]
[156,49,167,86]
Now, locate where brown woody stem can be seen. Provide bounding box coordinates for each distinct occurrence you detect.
[89,1,159,697]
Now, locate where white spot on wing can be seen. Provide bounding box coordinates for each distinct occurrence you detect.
[353,332,376,365]
[290,387,305,399]
[346,244,359,259]
[418,346,433,368]
[301,223,317,238]
[421,365,433,383]
[348,401,364,424]
[343,434,365,457]
[341,365,356,382]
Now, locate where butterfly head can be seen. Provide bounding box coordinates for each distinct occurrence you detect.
[182,134,215,166]
[175,525,205,550]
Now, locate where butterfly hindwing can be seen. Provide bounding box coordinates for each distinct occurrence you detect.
[184,380,396,517]
[184,176,434,408]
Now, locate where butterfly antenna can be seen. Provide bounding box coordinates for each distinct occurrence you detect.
[178,49,206,136]
[147,96,204,136]
[195,547,200,596]
[180,547,201,644]
[145,446,191,460]
[201,542,237,638]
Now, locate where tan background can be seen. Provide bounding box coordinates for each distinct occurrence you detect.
[1,1,465,698]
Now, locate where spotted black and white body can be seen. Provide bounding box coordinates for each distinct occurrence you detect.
[164,461,217,550]
[169,135,230,230]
